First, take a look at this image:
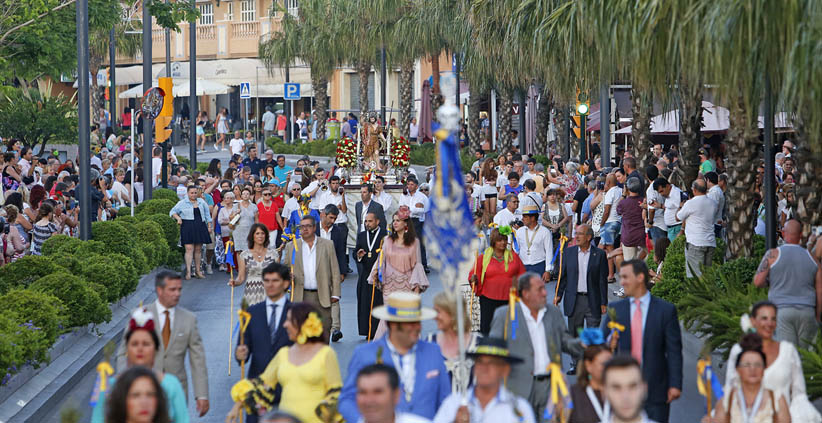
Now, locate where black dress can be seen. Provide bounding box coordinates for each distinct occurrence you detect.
[180,206,211,245]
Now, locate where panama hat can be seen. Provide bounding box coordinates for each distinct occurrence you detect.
[521,193,541,215]
[372,292,437,322]
[466,336,523,364]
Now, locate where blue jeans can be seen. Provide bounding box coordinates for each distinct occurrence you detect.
[600,221,621,245]
[648,226,667,243]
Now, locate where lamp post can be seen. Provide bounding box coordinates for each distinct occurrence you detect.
[77,0,90,240]
[576,100,589,162]
[600,84,611,167]
[142,2,153,201]
[189,0,197,167]
[109,28,116,137]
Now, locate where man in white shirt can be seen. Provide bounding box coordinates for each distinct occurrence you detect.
[280,183,302,231]
[645,168,667,243]
[261,106,276,140]
[493,194,520,227]
[373,176,395,217]
[652,177,684,242]
[598,174,622,280]
[434,337,535,423]
[519,157,538,185]
[319,204,348,342]
[704,171,725,239]
[676,179,717,277]
[399,176,429,272]
[356,364,433,423]
[151,146,162,186]
[229,130,245,156]
[515,197,553,281]
[496,161,513,189]
[320,176,350,274]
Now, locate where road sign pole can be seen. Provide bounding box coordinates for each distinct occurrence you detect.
[142,2,153,201]
[77,0,90,240]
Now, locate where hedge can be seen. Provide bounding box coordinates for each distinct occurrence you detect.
[139,213,179,252]
[80,255,132,302]
[40,234,80,256]
[152,188,179,202]
[0,311,54,382]
[0,256,65,294]
[0,289,65,346]
[30,273,111,328]
[91,221,135,257]
[265,137,337,157]
[135,199,176,217]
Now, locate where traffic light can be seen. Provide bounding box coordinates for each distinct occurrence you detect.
[155,77,174,144]
[576,91,590,116]
[572,115,582,139]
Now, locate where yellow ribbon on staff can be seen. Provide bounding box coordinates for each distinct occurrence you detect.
[696,358,710,397]
[548,362,569,405]
[96,362,114,392]
[238,309,252,333]
[608,321,626,333]
[508,288,518,322]
[553,235,568,299]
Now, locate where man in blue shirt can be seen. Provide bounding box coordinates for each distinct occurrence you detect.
[242,145,264,177]
[273,155,293,188]
[348,113,359,135]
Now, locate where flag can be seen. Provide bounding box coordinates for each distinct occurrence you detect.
[697,359,724,404]
[423,121,475,295]
[224,240,235,268]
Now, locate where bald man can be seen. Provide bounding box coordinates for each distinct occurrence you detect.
[754,220,822,348]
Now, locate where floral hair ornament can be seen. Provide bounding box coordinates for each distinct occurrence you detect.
[297,312,324,344]
[128,307,155,332]
[740,313,755,333]
[579,328,605,346]
[395,205,411,221]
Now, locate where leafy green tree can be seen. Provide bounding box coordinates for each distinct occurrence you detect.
[0,83,77,153]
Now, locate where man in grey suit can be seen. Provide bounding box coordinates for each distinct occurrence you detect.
[283,215,342,336]
[490,272,583,419]
[355,184,386,232]
[117,270,210,416]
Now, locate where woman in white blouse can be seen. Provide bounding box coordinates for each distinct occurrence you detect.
[725,301,822,423]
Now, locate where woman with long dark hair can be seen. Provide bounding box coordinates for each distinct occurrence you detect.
[229,223,277,305]
[368,206,429,337]
[227,302,341,423]
[31,202,60,255]
[104,366,171,423]
[205,158,221,178]
[569,337,612,423]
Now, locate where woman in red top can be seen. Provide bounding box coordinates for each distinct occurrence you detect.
[468,227,525,335]
[256,185,283,242]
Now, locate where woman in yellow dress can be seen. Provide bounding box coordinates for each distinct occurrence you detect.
[227,303,343,423]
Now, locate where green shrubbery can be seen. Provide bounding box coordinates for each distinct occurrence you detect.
[0,202,184,383]
[265,137,338,157]
[152,188,180,202]
[135,199,176,217]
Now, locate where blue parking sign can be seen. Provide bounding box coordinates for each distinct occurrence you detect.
[284,83,300,100]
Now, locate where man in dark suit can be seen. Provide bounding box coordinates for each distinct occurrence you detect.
[355,184,386,232]
[601,259,683,423]
[235,262,294,423]
[319,204,348,342]
[354,212,386,339]
[554,223,609,374]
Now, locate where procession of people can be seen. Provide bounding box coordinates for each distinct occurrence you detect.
[3,107,822,423]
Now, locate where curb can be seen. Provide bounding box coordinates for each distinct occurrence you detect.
[0,268,163,423]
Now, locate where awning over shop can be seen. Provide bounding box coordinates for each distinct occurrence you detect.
[152,58,313,88]
[95,64,165,87]
[118,78,231,99]
[614,106,793,135]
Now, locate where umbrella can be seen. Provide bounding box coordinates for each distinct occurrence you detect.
[418,80,434,142]
[526,85,539,154]
[614,101,729,135]
[118,78,231,99]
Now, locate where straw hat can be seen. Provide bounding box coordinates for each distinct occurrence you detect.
[372,292,437,322]
[521,193,541,215]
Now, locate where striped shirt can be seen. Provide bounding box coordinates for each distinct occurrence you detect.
[31,222,58,255]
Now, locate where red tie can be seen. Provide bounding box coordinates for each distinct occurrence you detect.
[631,298,643,364]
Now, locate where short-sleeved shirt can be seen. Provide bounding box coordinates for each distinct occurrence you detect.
[617,196,645,247]
[572,188,589,222]
[699,160,714,174]
[242,157,263,177]
[257,200,280,231]
[603,186,623,223]
[273,165,293,187]
[262,112,276,131]
[229,138,245,155]
[31,222,58,255]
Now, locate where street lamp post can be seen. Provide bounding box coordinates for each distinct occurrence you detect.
[601,84,611,167]
[77,0,90,240]
[764,80,777,249]
[161,0,171,189]
[189,0,197,167]
[142,2,153,201]
[381,47,387,124]
[109,28,116,138]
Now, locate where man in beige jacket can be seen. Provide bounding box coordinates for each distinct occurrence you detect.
[283,215,342,336]
[117,270,210,416]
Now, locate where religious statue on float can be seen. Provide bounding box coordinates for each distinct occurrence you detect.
[360,112,386,171]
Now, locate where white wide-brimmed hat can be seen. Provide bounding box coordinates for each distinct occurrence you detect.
[372,292,437,322]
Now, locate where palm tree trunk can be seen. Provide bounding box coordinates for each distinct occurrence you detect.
[357,61,371,121]
[399,61,414,139]
[726,99,760,258]
[631,87,652,169]
[468,88,482,154]
[534,87,552,157]
[555,105,569,160]
[312,73,328,140]
[430,54,443,118]
[498,89,513,155]
[89,54,103,128]
[679,81,703,186]
[792,118,822,232]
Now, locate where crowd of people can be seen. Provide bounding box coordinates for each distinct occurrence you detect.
[4,123,822,423]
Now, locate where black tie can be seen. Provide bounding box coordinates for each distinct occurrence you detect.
[269,303,278,341]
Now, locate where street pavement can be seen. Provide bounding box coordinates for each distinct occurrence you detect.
[45,252,710,423]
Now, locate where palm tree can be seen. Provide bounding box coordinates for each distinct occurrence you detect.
[677,81,703,186]
[630,89,653,169]
[259,0,344,139]
[534,86,553,158]
[724,99,760,258]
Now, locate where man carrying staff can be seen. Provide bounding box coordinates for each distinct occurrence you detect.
[355,212,386,339]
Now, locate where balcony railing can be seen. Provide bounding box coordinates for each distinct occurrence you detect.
[152,28,164,43]
[197,24,216,40]
[231,21,259,39]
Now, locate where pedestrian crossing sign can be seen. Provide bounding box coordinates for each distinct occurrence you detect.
[240,82,251,99]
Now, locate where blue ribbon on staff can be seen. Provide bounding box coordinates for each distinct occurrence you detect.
[511,236,520,254]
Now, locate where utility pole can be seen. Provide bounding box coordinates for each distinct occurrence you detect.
[518,89,526,153]
[77,0,90,240]
[600,84,611,167]
[285,66,292,144]
[189,0,197,167]
[142,1,153,201]
[763,80,777,249]
[380,47,387,123]
[160,0,171,188]
[109,28,116,137]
